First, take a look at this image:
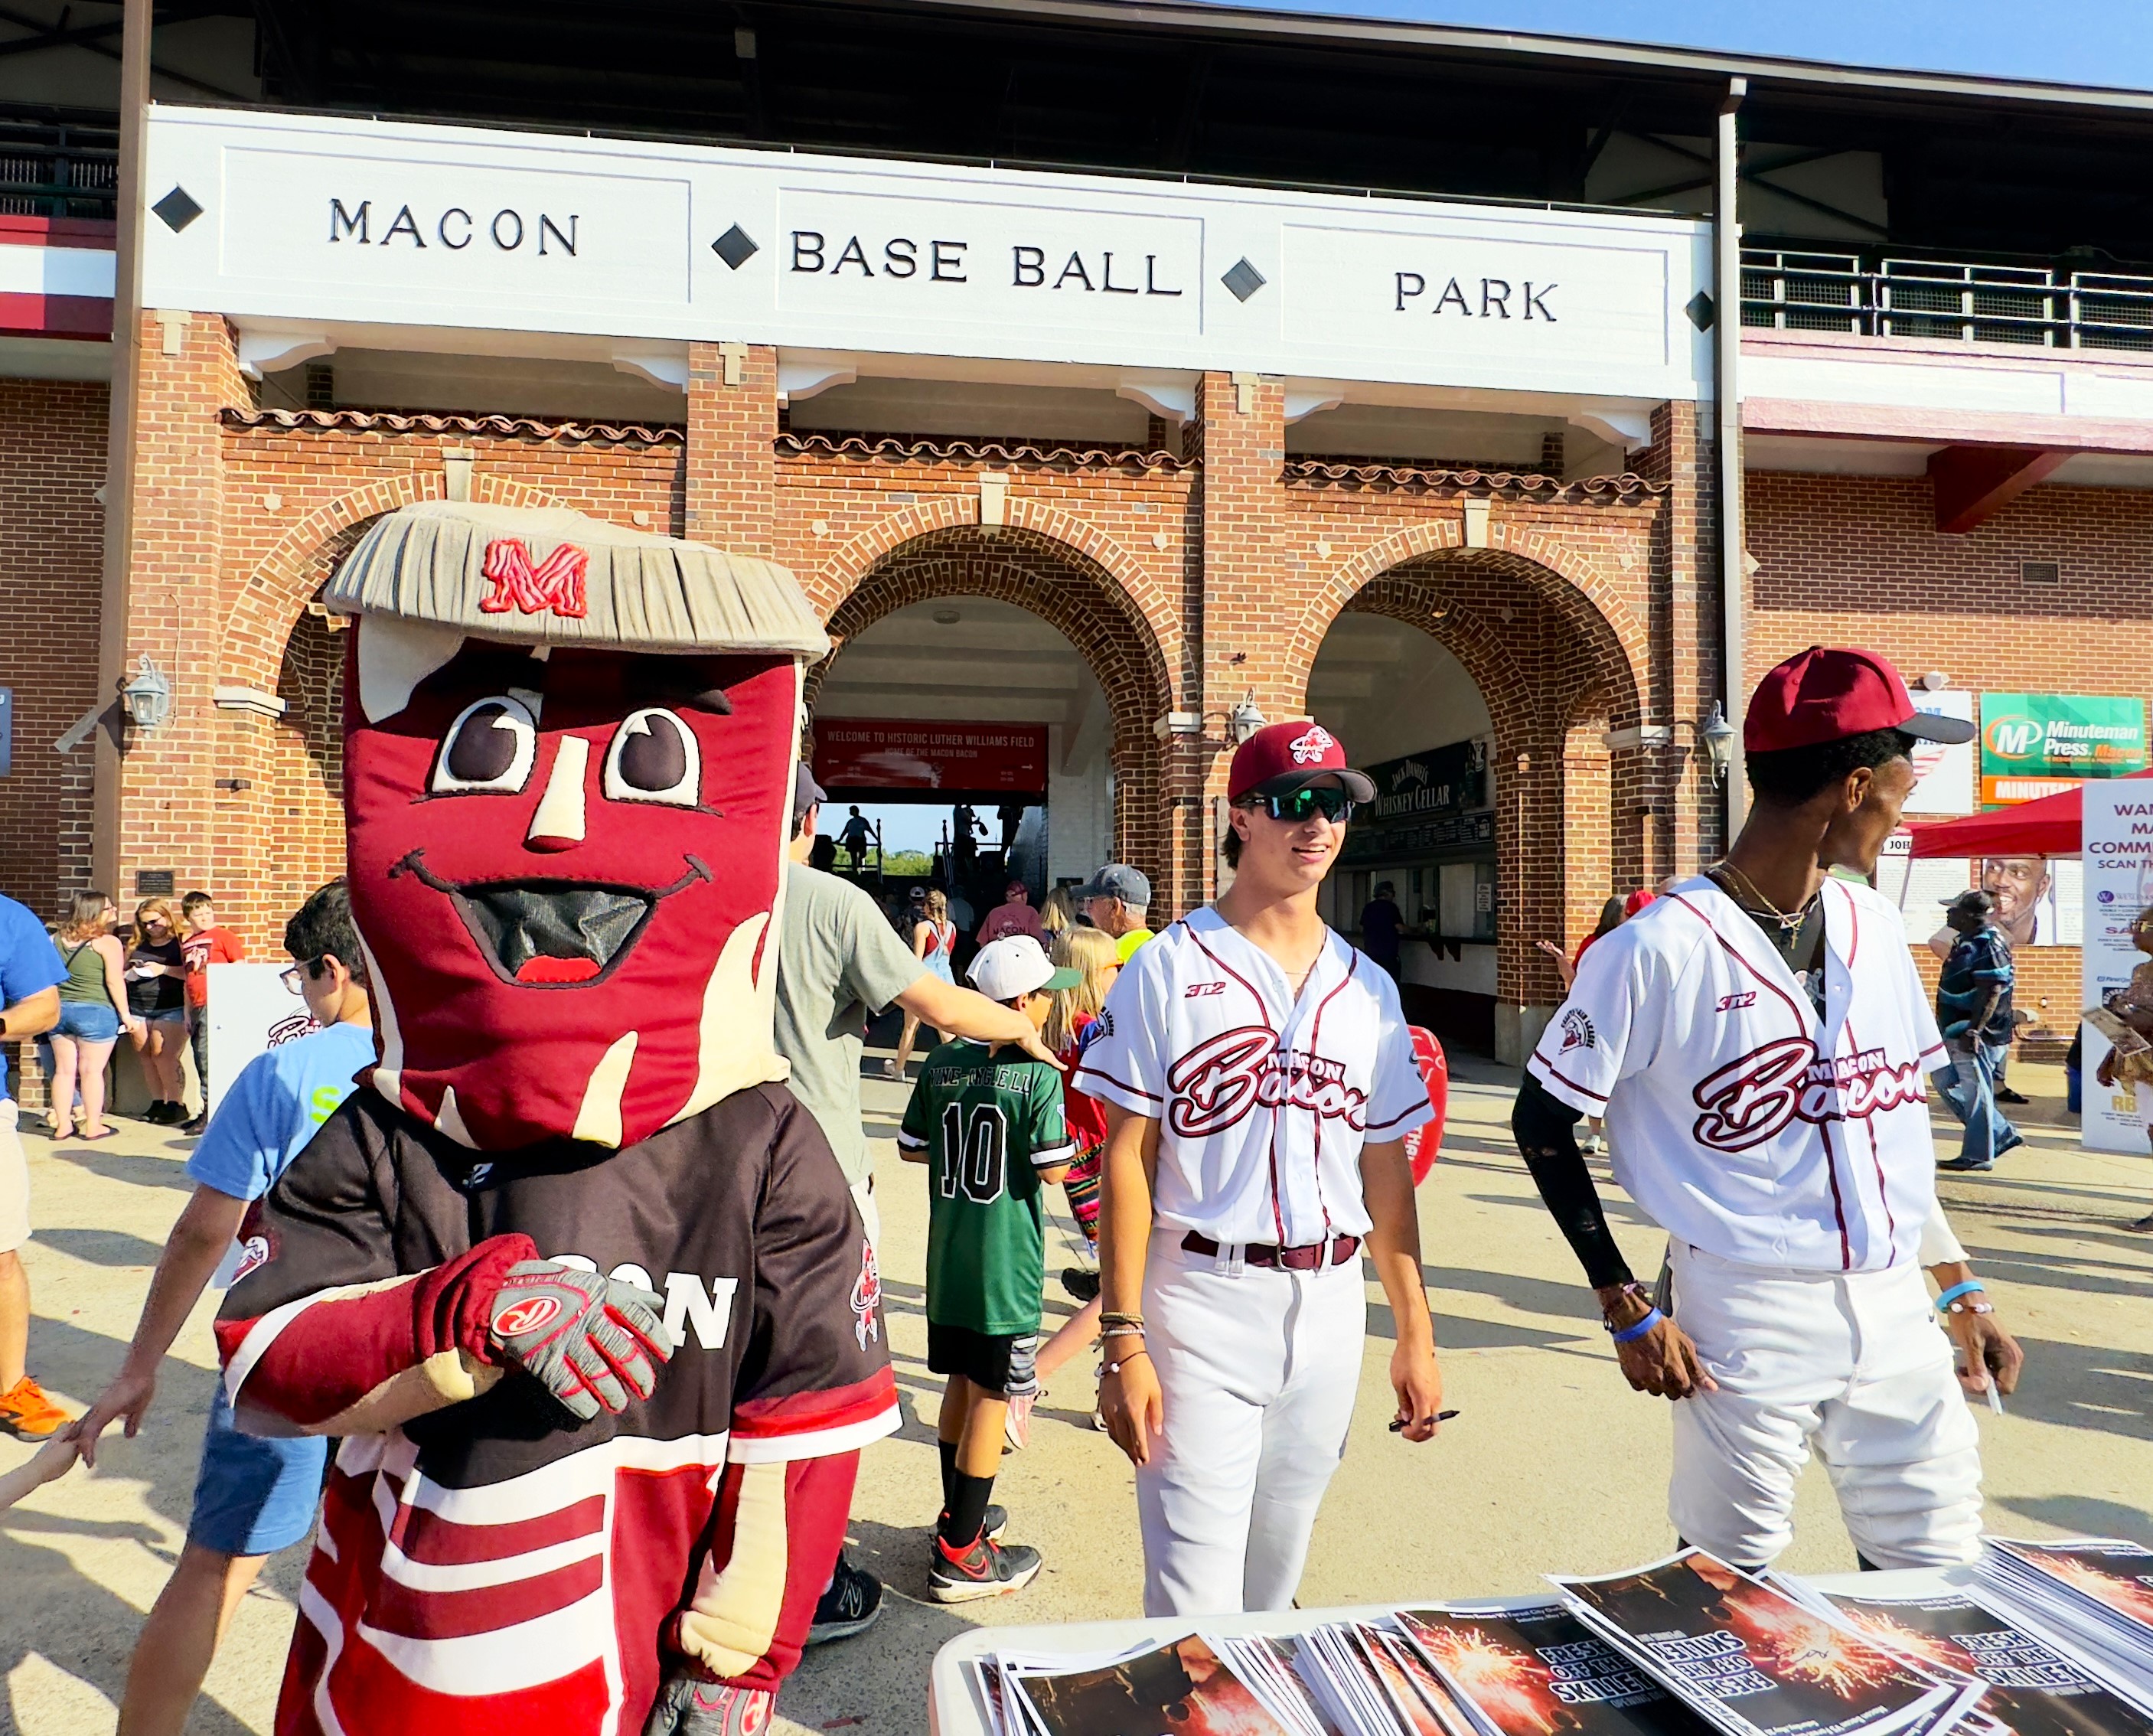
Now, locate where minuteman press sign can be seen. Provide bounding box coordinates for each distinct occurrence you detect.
[141,105,1708,401]
[1979,693,2148,807]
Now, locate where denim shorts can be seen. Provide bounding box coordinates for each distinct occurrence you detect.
[188,1379,330,1557]
[54,1000,121,1043]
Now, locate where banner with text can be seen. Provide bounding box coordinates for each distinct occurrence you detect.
[2080,782,2153,1152]
[1980,693,2148,808]
[815,720,1048,795]
[142,106,1709,403]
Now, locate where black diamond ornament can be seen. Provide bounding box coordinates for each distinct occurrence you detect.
[152,185,203,233]
[1685,289,1715,331]
[711,224,759,269]
[1221,257,1267,303]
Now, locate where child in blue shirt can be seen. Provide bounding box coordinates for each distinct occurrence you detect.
[73,879,377,1735]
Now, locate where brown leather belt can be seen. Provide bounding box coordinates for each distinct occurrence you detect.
[1181,1231,1362,1271]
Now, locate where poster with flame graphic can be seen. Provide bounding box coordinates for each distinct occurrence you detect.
[1820,1591,2153,1736]
[1552,1554,1953,1736]
[1988,1545,2153,1640]
[1396,1603,1711,1736]
[1011,1634,1291,1736]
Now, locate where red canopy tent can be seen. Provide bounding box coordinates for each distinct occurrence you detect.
[1905,766,2153,858]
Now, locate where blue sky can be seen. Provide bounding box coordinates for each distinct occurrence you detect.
[1200,0,2153,92]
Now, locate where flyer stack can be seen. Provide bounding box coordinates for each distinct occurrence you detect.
[1975,1539,2153,1708]
[967,1542,2153,1736]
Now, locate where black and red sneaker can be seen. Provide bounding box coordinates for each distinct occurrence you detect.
[928,1530,1042,1603]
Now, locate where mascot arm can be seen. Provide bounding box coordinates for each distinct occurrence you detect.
[214,1105,528,1434]
[668,1451,860,1690]
[216,1238,529,1434]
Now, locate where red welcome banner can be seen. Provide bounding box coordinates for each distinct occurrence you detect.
[814,720,1048,793]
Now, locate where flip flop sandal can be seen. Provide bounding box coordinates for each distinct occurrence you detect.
[80,1126,119,1140]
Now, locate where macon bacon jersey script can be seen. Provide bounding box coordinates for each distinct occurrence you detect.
[1527,876,1949,1273]
[1075,906,1434,1248]
[216,1084,899,1735]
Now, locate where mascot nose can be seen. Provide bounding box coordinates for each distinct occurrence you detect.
[526,736,589,853]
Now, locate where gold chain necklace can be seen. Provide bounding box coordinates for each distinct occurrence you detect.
[1707,860,1818,935]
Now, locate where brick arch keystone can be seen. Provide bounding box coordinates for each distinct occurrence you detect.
[809,495,1176,651]
[810,523,1176,897]
[1285,519,1648,724]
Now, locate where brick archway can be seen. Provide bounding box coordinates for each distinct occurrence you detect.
[210,473,574,941]
[219,472,568,693]
[1300,544,1652,1059]
[811,524,1176,900]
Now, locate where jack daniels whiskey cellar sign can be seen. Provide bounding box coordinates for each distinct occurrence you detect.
[1342,737,1496,863]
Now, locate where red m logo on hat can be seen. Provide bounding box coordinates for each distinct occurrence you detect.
[480,538,590,618]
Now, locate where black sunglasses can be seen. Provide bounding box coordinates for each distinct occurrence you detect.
[1242,787,1355,824]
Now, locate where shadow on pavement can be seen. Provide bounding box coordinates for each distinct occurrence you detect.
[1990,1492,2153,1541]
[38,1136,201,1194]
[781,1519,985,1731]
[24,1313,315,1610]
[34,1226,168,1269]
[0,1526,259,1736]
[1992,1334,2153,1444]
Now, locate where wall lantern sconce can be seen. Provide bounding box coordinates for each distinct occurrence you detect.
[1228,694,1267,745]
[120,655,174,732]
[1698,702,1737,782]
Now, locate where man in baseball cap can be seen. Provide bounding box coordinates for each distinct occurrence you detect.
[1075,863,1156,962]
[1743,644,1975,753]
[1513,646,2021,1574]
[1932,889,2021,1173]
[1079,716,1445,1617]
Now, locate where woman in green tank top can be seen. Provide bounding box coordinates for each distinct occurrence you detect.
[47,892,135,1140]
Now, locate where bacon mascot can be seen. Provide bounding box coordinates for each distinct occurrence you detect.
[217,501,898,1736]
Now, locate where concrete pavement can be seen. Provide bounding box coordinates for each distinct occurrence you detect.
[2,1059,2148,1734]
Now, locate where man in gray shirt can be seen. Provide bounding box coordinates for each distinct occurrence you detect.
[776,776,1058,1643]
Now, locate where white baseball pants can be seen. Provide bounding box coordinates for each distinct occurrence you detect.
[1667,1241,1983,1571]
[1135,1227,1366,1617]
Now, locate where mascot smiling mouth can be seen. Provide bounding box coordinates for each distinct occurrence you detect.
[391,851,714,987]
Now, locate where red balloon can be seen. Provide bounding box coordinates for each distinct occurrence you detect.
[1402,1026,1449,1184]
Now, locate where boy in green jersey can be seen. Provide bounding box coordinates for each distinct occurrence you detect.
[899,933,1078,1601]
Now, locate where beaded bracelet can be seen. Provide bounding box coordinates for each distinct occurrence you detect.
[1934,1280,1985,1316]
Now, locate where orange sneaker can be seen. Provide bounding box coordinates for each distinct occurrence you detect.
[0,1376,73,1440]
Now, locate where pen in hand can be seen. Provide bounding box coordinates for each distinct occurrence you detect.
[1390,1408,1460,1433]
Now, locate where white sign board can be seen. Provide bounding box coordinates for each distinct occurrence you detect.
[204,961,319,1120]
[142,105,1711,402]
[1903,690,1975,816]
[2080,782,2153,1153]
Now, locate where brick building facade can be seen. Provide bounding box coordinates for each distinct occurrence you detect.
[4,314,1742,1064]
[9,302,2144,1069]
[4,63,2149,1080]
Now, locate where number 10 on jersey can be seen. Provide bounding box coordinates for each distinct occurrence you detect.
[938,1103,1009,1204]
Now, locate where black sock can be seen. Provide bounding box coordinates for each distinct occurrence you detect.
[938,1438,958,1509]
[939,1471,995,1551]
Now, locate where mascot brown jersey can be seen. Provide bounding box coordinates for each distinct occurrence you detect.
[216,501,897,1736]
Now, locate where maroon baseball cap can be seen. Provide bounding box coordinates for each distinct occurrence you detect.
[1228,720,1377,802]
[1744,647,1975,753]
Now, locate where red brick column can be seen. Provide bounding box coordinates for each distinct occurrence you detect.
[1188,371,1295,913]
[107,310,250,906]
[1642,398,1724,872]
[687,342,778,556]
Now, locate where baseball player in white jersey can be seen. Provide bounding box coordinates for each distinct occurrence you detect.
[1077,720,1442,1618]
[1513,646,2024,1571]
